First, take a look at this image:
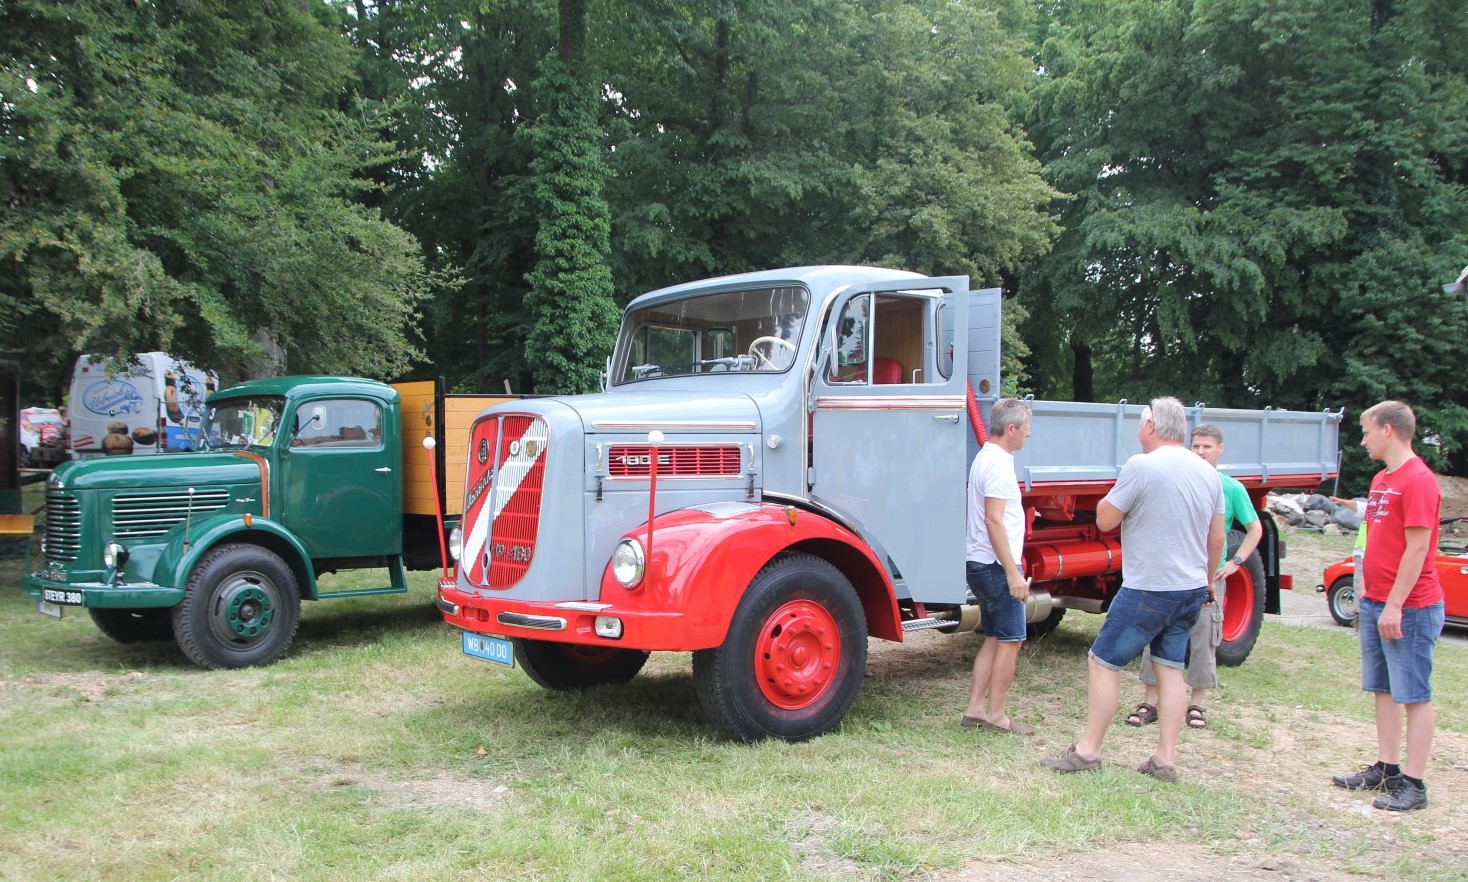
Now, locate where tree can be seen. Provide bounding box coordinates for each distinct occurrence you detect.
[1018,0,1468,486]
[0,0,429,392]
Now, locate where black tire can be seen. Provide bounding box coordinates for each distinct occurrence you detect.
[1326,577,1358,628]
[89,608,175,643]
[513,639,650,689]
[1025,607,1066,641]
[172,544,302,669]
[1216,529,1266,668]
[692,552,866,743]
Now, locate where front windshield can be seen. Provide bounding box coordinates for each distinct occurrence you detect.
[202,396,285,450]
[612,285,809,384]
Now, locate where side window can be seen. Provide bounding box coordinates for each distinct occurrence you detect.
[291,399,383,448]
[827,294,871,383]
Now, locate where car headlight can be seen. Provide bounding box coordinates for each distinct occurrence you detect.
[611,538,645,588]
[103,541,129,569]
[448,525,463,562]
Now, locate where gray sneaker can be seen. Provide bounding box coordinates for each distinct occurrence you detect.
[1331,764,1396,791]
[1373,777,1427,812]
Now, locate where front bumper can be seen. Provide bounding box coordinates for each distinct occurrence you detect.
[438,586,709,651]
[23,571,184,609]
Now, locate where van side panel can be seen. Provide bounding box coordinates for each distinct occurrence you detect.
[69,353,217,457]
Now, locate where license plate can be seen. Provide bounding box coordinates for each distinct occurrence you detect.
[41,587,84,606]
[37,600,63,619]
[462,632,514,667]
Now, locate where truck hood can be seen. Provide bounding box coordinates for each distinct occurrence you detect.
[554,390,763,436]
[51,452,265,491]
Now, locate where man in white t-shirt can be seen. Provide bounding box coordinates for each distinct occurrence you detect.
[960,398,1034,735]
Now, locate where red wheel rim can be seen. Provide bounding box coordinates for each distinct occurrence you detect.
[1221,566,1255,643]
[754,599,842,710]
[564,645,620,665]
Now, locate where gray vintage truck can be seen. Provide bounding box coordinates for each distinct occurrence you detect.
[433,265,1341,742]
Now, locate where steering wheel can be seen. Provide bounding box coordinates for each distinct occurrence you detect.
[748,335,796,369]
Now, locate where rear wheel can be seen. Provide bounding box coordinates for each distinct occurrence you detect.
[89,608,174,643]
[513,640,650,689]
[1326,577,1358,627]
[693,552,866,743]
[1025,607,1066,641]
[1216,530,1266,668]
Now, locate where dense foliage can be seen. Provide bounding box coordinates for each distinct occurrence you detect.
[3,0,1466,484]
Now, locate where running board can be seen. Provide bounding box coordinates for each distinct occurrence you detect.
[902,616,958,633]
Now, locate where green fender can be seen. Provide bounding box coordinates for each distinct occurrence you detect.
[155,515,319,599]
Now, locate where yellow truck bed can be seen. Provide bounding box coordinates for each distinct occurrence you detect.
[395,380,518,518]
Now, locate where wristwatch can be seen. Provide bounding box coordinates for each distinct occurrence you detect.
[1230,555,1245,566]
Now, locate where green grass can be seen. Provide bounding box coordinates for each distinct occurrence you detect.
[2,537,1466,881]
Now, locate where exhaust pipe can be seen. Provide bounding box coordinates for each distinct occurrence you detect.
[901,589,1104,634]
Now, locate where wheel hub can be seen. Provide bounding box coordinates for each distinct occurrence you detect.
[211,575,277,645]
[754,599,841,710]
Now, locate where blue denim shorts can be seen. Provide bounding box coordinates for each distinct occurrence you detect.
[967,560,1027,642]
[1358,598,1444,704]
[1089,586,1208,671]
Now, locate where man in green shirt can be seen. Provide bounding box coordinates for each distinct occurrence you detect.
[1127,424,1263,730]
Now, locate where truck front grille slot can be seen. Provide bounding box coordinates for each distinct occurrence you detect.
[112,489,232,539]
[43,491,81,561]
[607,444,742,478]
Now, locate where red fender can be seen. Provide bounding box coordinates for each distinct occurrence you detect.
[600,502,903,648]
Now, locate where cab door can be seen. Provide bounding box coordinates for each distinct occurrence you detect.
[809,277,971,604]
[278,396,399,559]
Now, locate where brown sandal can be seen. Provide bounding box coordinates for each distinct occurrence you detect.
[1186,705,1208,729]
[1125,703,1158,726]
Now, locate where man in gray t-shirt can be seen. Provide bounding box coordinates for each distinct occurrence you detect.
[1043,396,1224,783]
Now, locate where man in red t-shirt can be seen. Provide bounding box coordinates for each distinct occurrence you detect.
[1330,401,1445,812]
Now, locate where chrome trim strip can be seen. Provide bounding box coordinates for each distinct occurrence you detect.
[435,596,460,617]
[554,601,613,611]
[497,612,568,631]
[813,395,965,410]
[591,420,758,430]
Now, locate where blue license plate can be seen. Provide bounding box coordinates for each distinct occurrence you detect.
[462,632,514,667]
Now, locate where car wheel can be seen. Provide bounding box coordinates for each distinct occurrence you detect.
[1216,530,1266,668]
[1326,577,1358,627]
[89,608,175,643]
[513,640,650,689]
[173,543,302,669]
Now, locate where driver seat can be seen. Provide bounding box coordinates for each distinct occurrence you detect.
[873,358,903,385]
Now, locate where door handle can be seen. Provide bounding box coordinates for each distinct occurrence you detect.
[933,413,959,424]
[375,467,392,474]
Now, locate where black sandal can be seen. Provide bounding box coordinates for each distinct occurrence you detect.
[1125,703,1158,726]
[1186,705,1208,729]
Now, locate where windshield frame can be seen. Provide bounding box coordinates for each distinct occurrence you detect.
[201,395,287,451]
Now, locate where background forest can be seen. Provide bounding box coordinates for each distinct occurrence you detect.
[3,0,1467,487]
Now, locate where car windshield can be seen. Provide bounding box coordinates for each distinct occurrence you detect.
[612,285,809,384]
[201,396,285,450]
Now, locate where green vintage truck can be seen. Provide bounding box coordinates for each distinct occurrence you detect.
[22,376,508,668]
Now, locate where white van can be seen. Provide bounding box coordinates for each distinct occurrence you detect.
[69,353,219,457]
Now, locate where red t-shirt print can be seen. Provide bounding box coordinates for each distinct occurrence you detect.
[1362,456,1444,608]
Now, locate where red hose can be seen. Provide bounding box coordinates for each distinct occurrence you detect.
[966,380,989,445]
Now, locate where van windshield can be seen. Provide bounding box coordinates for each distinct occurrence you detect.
[202,397,285,450]
[612,285,809,384]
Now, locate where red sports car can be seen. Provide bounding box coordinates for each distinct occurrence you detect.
[1319,521,1468,627]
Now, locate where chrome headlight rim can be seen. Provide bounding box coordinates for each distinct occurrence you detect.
[448,525,463,562]
[611,538,645,588]
[103,541,129,569]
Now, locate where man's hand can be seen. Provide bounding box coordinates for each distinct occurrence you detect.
[1007,571,1030,601]
[1212,561,1237,583]
[1377,603,1404,641]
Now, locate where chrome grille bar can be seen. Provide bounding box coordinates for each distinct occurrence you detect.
[112,489,231,539]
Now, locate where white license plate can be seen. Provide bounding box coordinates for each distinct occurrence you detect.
[462,632,514,667]
[37,600,63,619]
[41,587,84,606]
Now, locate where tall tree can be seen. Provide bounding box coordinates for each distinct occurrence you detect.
[1018,0,1468,484]
[0,0,431,391]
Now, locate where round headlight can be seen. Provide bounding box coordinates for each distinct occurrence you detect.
[611,538,645,588]
[448,526,463,562]
[103,541,129,569]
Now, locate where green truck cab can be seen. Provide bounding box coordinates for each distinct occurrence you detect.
[23,376,422,668]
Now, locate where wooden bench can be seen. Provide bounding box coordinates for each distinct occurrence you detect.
[0,514,34,537]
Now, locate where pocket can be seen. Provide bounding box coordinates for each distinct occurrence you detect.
[1209,603,1223,644]
[1132,597,1168,634]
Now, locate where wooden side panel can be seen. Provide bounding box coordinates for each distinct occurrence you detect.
[395,380,439,517]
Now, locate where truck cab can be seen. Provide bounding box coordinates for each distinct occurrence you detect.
[439,265,1340,743]
[24,377,410,668]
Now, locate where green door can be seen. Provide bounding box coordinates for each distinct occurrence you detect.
[278,397,399,559]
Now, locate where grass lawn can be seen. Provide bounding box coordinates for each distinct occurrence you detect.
[1,504,1465,880]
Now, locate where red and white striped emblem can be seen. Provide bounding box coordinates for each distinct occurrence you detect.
[462,415,548,589]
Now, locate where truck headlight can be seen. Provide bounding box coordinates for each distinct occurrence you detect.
[103,541,129,569]
[611,539,645,588]
[448,525,463,562]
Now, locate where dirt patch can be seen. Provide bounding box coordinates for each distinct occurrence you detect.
[1439,474,1468,520]
[0,670,146,702]
[926,842,1385,882]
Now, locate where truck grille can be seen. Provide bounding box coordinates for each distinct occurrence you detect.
[43,491,81,561]
[607,444,742,478]
[462,414,547,590]
[112,489,233,539]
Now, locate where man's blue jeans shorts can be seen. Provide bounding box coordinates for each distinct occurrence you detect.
[967,560,1027,642]
[1089,586,1208,671]
[1358,598,1444,704]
